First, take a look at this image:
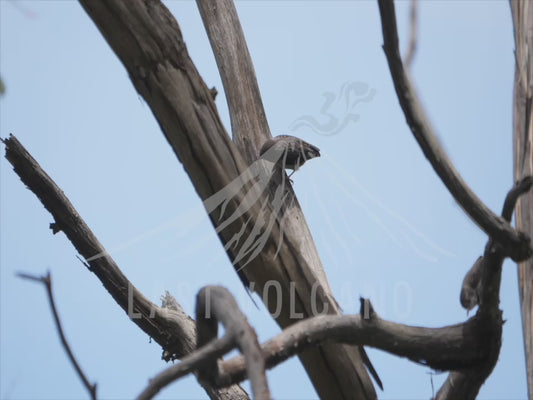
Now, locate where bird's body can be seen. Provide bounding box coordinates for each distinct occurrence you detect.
[259,135,320,174]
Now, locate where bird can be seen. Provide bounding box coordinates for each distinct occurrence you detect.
[259,135,320,177]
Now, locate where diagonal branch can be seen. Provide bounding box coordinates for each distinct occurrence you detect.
[217,311,485,388]
[196,0,271,161]
[3,134,249,400]
[78,1,380,398]
[377,0,532,262]
[17,271,97,400]
[196,1,380,398]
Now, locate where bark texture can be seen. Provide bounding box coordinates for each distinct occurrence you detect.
[511,1,533,398]
[78,1,377,398]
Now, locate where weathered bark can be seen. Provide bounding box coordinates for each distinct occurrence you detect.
[196,0,378,398]
[77,0,378,398]
[511,1,533,398]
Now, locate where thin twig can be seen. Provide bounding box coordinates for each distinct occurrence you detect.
[17,271,97,400]
[377,0,532,261]
[404,0,418,69]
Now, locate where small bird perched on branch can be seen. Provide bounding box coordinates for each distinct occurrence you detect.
[259,135,320,177]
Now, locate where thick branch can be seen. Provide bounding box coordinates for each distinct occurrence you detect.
[377,0,532,261]
[196,1,379,398]
[196,0,271,160]
[3,134,249,400]
[78,1,379,398]
[17,271,97,400]
[215,310,488,387]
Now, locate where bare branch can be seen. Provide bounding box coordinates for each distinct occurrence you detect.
[196,1,380,397]
[404,0,418,69]
[215,311,486,388]
[460,176,532,311]
[3,134,249,400]
[377,0,532,261]
[17,271,97,400]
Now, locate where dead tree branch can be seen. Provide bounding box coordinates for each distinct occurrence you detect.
[78,0,379,398]
[377,0,532,262]
[196,0,271,160]
[217,311,485,387]
[5,131,531,399]
[3,134,249,400]
[17,271,97,400]
[437,178,532,399]
[196,0,379,397]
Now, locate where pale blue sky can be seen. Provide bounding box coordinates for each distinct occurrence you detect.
[0,1,526,399]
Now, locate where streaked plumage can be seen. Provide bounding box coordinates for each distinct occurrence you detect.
[260,135,320,173]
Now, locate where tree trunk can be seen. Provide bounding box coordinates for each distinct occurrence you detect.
[511,1,533,398]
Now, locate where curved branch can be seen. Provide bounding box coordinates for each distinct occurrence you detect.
[77,0,380,398]
[460,176,533,311]
[17,271,97,400]
[377,0,532,262]
[216,308,488,387]
[3,134,249,400]
[196,1,380,397]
